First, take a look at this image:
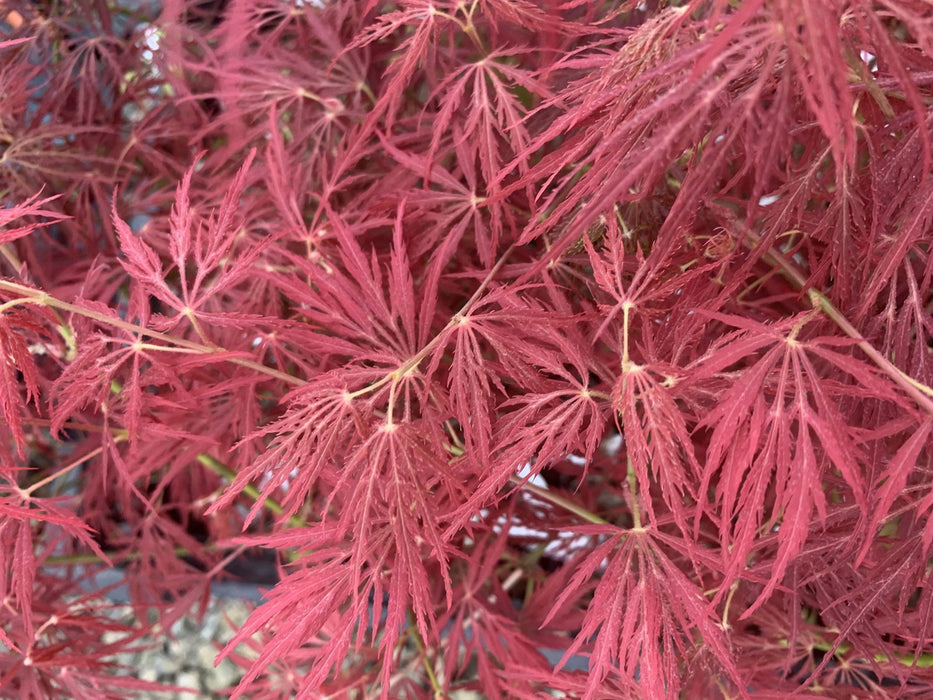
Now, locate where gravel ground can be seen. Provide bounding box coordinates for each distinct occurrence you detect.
[99,586,482,698]
[105,594,254,699]
[85,572,579,697]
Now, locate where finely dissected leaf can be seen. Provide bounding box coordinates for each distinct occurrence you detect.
[376,133,510,270]
[0,490,109,566]
[210,370,466,696]
[0,191,67,246]
[270,209,427,365]
[541,526,742,699]
[216,545,365,698]
[339,421,461,635]
[50,325,197,457]
[450,370,608,532]
[504,5,768,247]
[436,522,554,699]
[613,361,699,531]
[0,308,44,457]
[114,151,274,339]
[422,46,553,250]
[217,420,463,699]
[425,285,565,472]
[207,368,380,525]
[858,187,933,322]
[859,418,933,565]
[691,311,911,615]
[344,0,453,132]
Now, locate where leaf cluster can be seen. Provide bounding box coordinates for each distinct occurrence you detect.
[1,0,933,697]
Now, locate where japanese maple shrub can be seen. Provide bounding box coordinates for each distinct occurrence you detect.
[1,0,932,697]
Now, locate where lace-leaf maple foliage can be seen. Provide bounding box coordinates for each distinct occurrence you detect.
[1,0,933,697]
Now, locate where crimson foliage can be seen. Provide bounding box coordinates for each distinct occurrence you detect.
[2,1,933,697]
